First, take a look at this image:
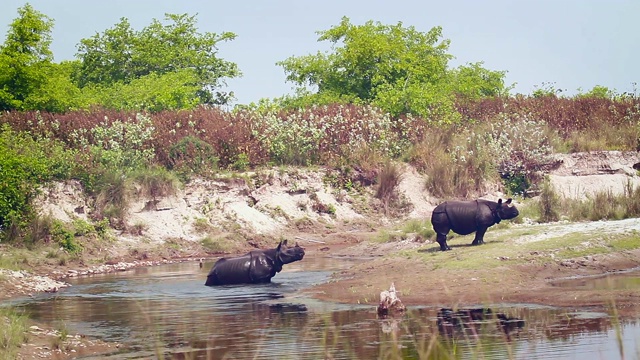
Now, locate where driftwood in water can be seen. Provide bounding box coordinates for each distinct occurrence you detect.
[377,282,406,316]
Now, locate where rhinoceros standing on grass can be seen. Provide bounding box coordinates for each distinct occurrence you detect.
[430,198,519,251]
[205,240,305,286]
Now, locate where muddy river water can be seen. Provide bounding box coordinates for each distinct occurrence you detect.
[7,257,640,359]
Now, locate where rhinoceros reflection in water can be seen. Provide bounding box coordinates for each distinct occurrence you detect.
[437,307,525,340]
[205,240,305,286]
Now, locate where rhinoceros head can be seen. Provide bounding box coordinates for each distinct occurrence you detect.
[276,239,305,264]
[497,198,519,220]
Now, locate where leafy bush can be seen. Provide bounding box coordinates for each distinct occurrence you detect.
[168,135,218,176]
[70,112,156,171]
[277,17,508,120]
[481,113,556,196]
[0,125,58,239]
[72,218,95,236]
[252,104,417,165]
[51,220,82,254]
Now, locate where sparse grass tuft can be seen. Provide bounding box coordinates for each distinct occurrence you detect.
[200,236,228,253]
[537,179,560,223]
[50,321,70,351]
[129,166,180,201]
[193,218,215,234]
[93,168,128,226]
[128,222,148,236]
[400,218,436,240]
[375,161,402,214]
[415,125,498,199]
[0,307,29,358]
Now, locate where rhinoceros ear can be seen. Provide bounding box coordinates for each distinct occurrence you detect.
[498,198,503,205]
[506,198,513,205]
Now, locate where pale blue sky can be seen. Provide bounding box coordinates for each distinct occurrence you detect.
[2,0,638,105]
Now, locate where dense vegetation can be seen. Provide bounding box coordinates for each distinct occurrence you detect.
[1,4,639,246]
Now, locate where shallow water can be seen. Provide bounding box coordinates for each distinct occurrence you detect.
[8,257,640,359]
[551,268,640,291]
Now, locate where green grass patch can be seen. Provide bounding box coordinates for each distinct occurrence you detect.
[0,253,23,271]
[400,218,436,239]
[513,200,540,223]
[373,218,435,243]
[407,225,640,271]
[555,238,612,259]
[606,232,640,251]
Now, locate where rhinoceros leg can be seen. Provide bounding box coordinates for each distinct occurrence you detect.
[248,252,275,283]
[431,207,453,251]
[436,233,452,251]
[471,227,487,245]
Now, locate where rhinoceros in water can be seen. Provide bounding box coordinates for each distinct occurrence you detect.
[205,240,305,286]
[430,198,519,251]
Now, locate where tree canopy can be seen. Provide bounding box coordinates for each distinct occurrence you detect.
[75,13,241,106]
[277,17,509,120]
[0,6,241,112]
[1,6,623,116]
[0,4,61,111]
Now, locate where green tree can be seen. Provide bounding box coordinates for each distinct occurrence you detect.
[277,17,507,120]
[75,13,240,106]
[450,61,510,100]
[79,69,201,112]
[0,4,83,112]
[21,60,84,112]
[0,4,51,110]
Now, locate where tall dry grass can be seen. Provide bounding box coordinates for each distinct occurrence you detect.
[375,161,403,214]
[536,180,640,223]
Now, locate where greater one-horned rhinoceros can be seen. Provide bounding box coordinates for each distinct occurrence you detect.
[205,240,305,286]
[430,198,519,251]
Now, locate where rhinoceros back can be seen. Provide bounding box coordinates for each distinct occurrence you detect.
[442,200,482,235]
[205,255,252,285]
